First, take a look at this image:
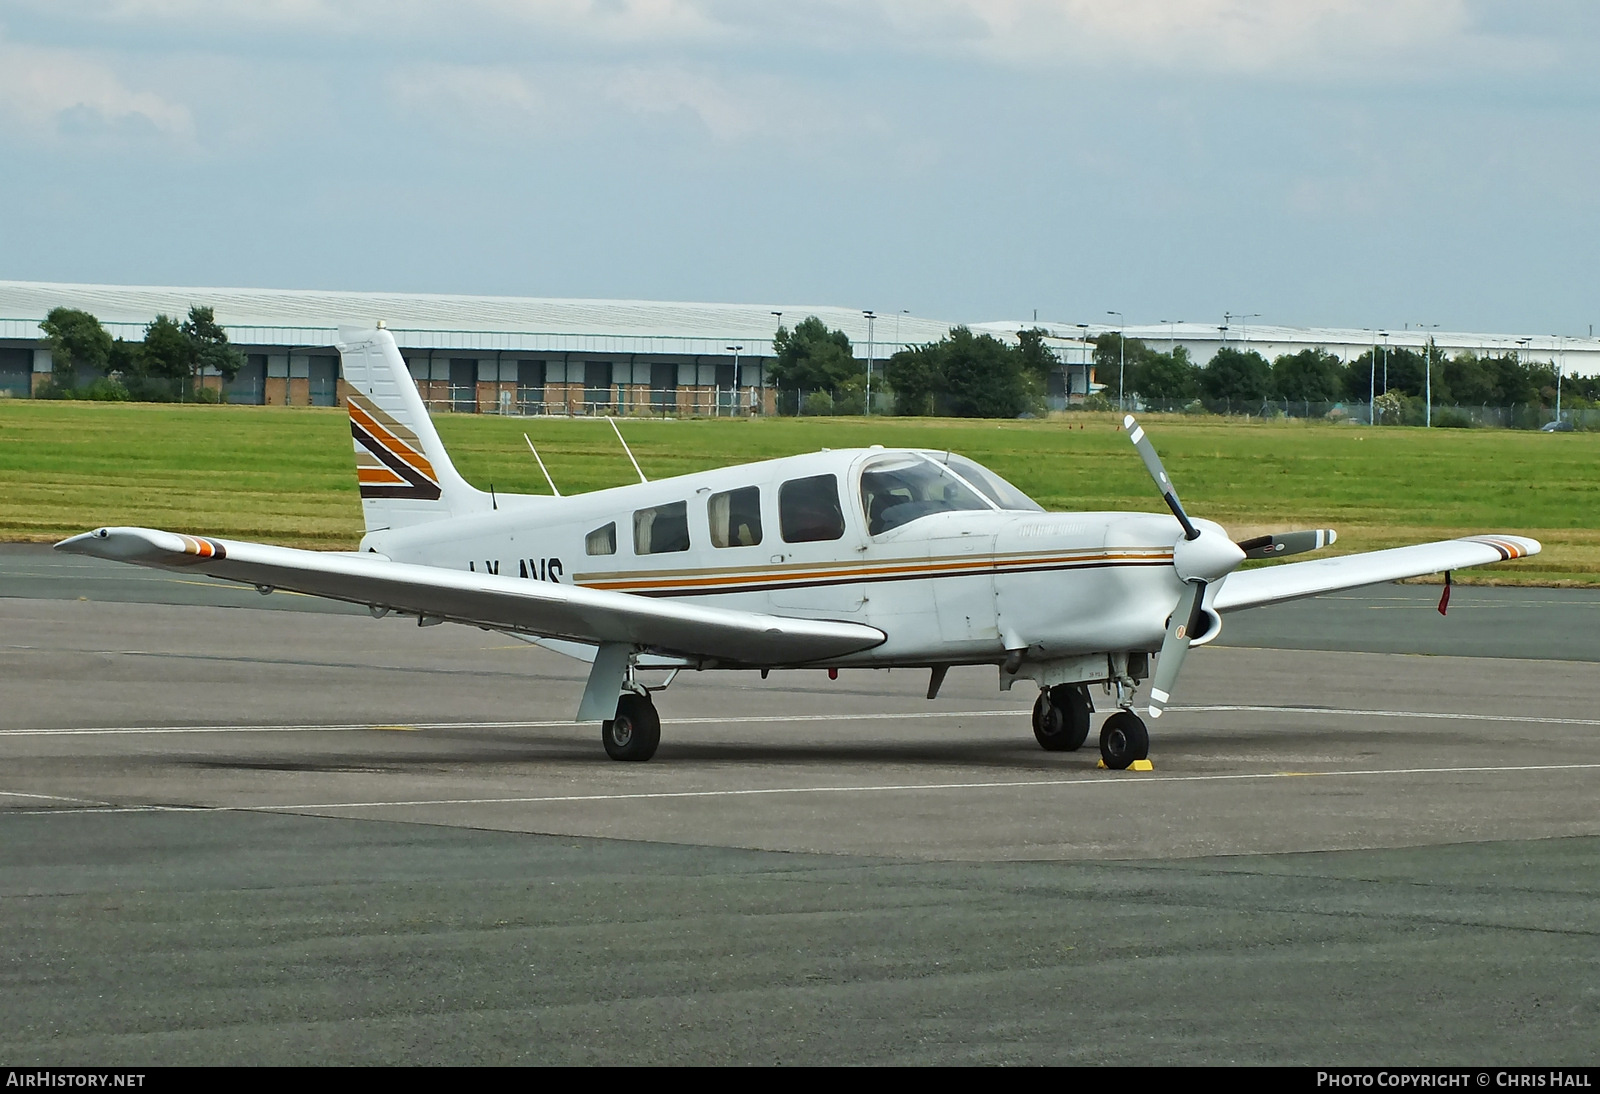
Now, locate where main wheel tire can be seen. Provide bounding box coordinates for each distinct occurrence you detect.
[1098,710,1149,770]
[1033,684,1092,751]
[602,693,661,761]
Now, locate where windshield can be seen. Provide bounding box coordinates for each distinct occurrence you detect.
[860,454,991,534]
[931,453,1045,512]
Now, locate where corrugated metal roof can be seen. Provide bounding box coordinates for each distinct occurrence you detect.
[0,280,974,358]
[1033,320,1598,358]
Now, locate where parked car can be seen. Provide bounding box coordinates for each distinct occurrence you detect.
[1540,420,1575,432]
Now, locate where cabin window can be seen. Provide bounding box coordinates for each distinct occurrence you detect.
[633,501,690,554]
[859,454,989,535]
[779,475,845,543]
[709,486,762,548]
[585,522,617,556]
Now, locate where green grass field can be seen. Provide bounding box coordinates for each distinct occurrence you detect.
[1,400,1595,584]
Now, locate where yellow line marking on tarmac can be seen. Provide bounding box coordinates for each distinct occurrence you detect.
[262,763,1600,811]
[9,761,1600,819]
[1180,704,1600,726]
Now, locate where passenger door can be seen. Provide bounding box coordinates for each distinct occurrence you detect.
[767,473,865,616]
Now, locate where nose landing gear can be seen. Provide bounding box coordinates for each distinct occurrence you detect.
[1098,709,1150,770]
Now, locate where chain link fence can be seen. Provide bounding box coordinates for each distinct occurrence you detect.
[1113,397,1599,430]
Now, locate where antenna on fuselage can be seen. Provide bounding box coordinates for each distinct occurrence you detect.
[608,417,648,484]
[523,434,562,497]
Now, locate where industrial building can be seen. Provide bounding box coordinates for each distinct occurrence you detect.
[2,281,1590,412]
[1054,320,1600,375]
[0,281,1097,412]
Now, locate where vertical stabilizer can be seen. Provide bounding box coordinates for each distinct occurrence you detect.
[336,327,489,532]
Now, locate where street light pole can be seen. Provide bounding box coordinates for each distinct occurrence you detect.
[863,310,876,416]
[1380,332,1390,410]
[726,345,743,415]
[1107,310,1124,411]
[1367,330,1376,425]
[1416,324,1440,426]
[1557,334,1565,422]
[1160,319,1183,355]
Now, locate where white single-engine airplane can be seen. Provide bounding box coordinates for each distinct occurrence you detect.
[57,327,1541,768]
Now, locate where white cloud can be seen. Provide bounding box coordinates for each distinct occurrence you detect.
[26,0,731,44]
[868,0,1497,75]
[389,58,865,147]
[0,32,194,142]
[8,0,1561,80]
[389,64,547,135]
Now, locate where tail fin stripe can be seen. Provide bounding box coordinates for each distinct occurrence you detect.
[348,397,438,482]
[351,419,442,500]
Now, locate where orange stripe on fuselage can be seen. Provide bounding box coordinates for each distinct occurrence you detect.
[578,549,1173,594]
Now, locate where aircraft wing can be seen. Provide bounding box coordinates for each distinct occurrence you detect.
[55,527,886,666]
[1212,534,1541,613]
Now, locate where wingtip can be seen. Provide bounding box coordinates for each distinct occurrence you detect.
[53,529,107,554]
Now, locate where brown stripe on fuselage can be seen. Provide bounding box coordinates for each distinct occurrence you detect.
[575,549,1174,598]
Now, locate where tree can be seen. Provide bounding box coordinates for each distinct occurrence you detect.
[884,343,945,416]
[1441,352,1496,405]
[181,305,244,388]
[141,314,194,388]
[1014,327,1057,385]
[1200,347,1271,401]
[1130,345,1200,401]
[39,307,112,391]
[941,327,1030,418]
[770,316,859,393]
[1271,348,1344,402]
[1091,333,1135,406]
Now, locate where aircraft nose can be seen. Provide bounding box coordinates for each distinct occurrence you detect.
[1173,527,1246,584]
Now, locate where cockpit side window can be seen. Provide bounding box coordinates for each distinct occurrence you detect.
[859,455,990,535]
[935,453,1045,512]
[585,522,617,555]
[709,486,762,548]
[779,475,845,543]
[633,501,690,554]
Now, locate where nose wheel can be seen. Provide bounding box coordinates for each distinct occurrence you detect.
[602,692,661,761]
[1098,710,1149,770]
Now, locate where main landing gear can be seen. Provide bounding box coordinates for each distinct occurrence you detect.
[602,692,661,761]
[1032,683,1150,770]
[1032,684,1092,751]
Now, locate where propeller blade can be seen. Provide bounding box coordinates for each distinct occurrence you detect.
[1236,529,1338,560]
[1123,415,1198,540]
[1148,580,1207,719]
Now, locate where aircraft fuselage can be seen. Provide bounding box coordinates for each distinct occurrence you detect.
[359,447,1215,675]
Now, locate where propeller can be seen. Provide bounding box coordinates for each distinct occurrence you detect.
[1236,529,1337,560]
[1123,415,1246,718]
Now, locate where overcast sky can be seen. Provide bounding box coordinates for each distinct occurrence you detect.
[2,1,1597,333]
